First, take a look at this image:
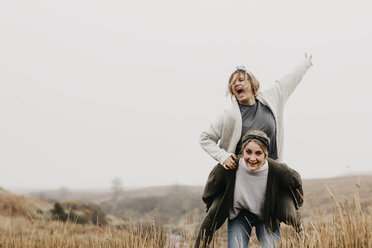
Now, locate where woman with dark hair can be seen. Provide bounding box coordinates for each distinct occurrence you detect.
[196,131,303,248]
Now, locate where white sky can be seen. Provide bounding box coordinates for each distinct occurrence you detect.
[1,0,372,190]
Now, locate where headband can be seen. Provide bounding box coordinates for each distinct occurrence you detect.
[242,134,270,150]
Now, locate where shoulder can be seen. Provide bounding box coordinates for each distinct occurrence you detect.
[268,158,301,184]
[222,105,236,118]
[256,99,273,112]
[225,98,240,114]
[267,158,283,171]
[257,90,280,109]
[268,159,291,177]
[216,99,240,123]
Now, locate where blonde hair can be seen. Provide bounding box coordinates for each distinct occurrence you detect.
[227,70,260,97]
[240,130,270,157]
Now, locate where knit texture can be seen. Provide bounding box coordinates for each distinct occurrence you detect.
[229,159,269,219]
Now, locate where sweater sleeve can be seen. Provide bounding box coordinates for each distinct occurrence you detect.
[277,163,304,207]
[199,112,233,165]
[287,168,303,207]
[273,57,312,103]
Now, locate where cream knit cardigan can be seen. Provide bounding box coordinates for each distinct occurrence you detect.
[200,58,312,164]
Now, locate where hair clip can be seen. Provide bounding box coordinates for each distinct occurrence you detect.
[235,65,247,72]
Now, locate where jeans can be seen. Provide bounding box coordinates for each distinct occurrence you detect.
[227,210,280,248]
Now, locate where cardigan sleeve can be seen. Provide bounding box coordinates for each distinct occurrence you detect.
[199,112,233,165]
[276,163,304,208]
[288,168,303,207]
[273,57,312,102]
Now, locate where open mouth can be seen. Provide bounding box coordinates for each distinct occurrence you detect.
[247,159,259,165]
[237,88,244,94]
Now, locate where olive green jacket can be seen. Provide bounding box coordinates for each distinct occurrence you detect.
[202,158,303,232]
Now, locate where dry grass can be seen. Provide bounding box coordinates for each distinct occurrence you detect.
[280,185,372,248]
[0,215,179,248]
[0,183,371,247]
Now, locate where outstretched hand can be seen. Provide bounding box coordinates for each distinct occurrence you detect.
[305,52,313,66]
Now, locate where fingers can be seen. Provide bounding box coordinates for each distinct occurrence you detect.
[230,154,238,169]
[222,161,231,170]
[222,156,237,170]
[305,52,313,66]
[222,164,230,170]
[229,162,237,170]
[227,157,236,168]
[305,52,313,59]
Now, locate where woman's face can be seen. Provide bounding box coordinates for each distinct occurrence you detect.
[243,141,266,171]
[231,72,254,105]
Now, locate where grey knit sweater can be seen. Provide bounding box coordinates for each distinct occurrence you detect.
[229,158,269,219]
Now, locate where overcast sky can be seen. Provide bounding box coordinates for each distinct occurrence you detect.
[1,0,372,190]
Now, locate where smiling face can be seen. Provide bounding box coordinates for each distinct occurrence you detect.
[229,71,255,105]
[243,141,267,171]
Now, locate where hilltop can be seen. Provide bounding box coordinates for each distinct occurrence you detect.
[17,174,372,227]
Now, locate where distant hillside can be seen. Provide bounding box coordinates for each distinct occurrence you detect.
[103,175,372,226]
[100,185,205,227]
[23,174,372,227]
[0,186,52,218]
[301,174,372,218]
[0,187,123,227]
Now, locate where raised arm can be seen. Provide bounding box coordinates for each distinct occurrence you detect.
[273,53,313,102]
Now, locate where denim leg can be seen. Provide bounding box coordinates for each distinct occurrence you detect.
[256,222,280,248]
[227,214,252,248]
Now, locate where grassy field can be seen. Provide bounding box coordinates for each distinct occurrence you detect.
[1,175,372,247]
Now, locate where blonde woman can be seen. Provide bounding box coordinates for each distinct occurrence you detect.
[200,53,312,168]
